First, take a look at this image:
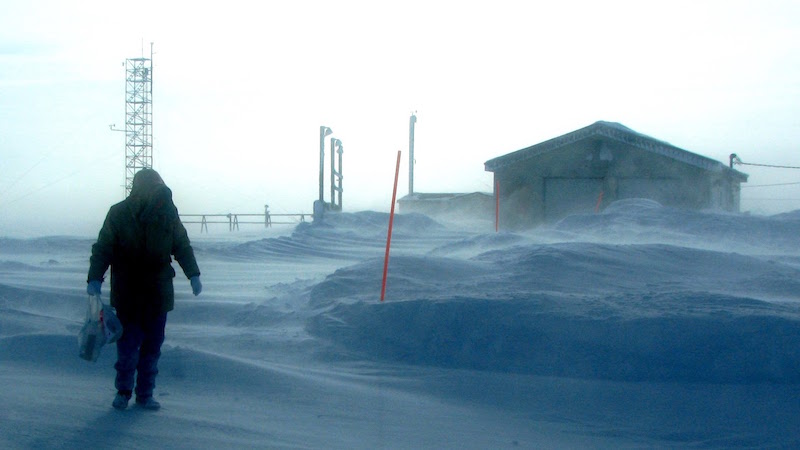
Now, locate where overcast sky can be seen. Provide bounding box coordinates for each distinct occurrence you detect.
[2,0,799,236]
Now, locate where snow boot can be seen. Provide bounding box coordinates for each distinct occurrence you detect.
[135,396,161,411]
[112,391,131,410]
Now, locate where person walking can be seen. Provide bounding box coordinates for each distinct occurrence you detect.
[87,168,202,411]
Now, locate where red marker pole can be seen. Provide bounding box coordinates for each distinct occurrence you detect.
[381,150,402,302]
[595,191,604,213]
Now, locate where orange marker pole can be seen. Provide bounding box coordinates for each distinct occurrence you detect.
[595,191,604,213]
[381,150,402,301]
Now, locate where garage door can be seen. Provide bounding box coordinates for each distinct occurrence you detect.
[544,178,604,222]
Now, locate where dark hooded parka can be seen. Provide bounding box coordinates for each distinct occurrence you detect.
[88,169,200,318]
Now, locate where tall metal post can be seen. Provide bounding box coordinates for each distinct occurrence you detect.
[409,113,417,195]
[330,137,338,207]
[319,126,332,203]
[336,142,344,210]
[330,138,343,210]
[124,45,154,197]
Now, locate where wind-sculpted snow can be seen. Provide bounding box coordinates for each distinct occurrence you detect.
[307,233,800,383]
[0,283,85,327]
[308,293,800,383]
[476,242,800,298]
[308,256,496,307]
[427,231,530,258]
[202,211,466,261]
[4,208,800,447]
[0,260,49,272]
[554,198,800,253]
[309,210,442,233]
[0,236,94,254]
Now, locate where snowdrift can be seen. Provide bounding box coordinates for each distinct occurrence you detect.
[3,201,800,448]
[555,198,800,254]
[305,202,800,383]
[206,211,451,262]
[308,292,800,383]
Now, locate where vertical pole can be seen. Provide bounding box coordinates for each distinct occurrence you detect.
[150,42,154,168]
[337,143,344,210]
[381,150,402,302]
[330,138,335,207]
[495,180,500,232]
[319,127,327,203]
[595,191,604,213]
[409,113,416,195]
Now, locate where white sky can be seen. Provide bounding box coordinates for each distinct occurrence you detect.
[2,0,800,236]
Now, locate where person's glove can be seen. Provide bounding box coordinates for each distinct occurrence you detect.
[87,280,102,296]
[190,276,202,296]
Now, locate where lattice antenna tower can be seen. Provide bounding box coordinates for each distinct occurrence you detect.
[123,43,154,196]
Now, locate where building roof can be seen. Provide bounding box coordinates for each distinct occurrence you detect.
[484,121,748,182]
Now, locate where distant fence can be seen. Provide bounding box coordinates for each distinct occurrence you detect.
[180,213,308,233]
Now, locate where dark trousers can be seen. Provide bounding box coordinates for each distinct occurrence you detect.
[115,311,167,399]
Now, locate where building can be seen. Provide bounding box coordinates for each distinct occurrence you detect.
[484,121,748,229]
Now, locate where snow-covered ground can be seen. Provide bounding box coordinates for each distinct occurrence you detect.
[2,200,800,449]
